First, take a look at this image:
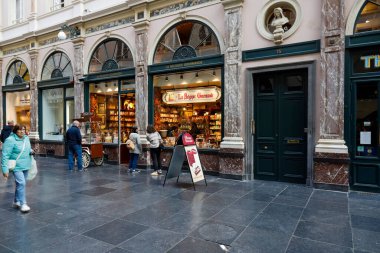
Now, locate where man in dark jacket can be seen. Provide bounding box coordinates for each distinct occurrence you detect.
[0,120,14,143]
[66,120,83,171]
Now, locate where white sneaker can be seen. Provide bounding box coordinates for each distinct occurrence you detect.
[12,202,21,209]
[151,171,159,176]
[20,204,30,213]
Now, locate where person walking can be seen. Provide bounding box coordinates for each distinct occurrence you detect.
[0,120,15,143]
[1,125,33,213]
[128,126,141,173]
[146,125,163,176]
[66,120,83,171]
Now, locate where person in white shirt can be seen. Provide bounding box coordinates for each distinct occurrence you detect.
[146,125,163,176]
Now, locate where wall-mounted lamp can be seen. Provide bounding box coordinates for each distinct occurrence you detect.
[165,76,169,81]
[180,74,183,79]
[212,70,216,76]
[57,24,81,40]
[195,72,199,78]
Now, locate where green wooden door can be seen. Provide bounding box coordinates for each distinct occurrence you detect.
[254,69,307,183]
[350,80,380,192]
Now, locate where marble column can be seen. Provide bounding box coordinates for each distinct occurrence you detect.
[133,20,150,166]
[220,0,245,178]
[28,49,39,141]
[314,0,349,189]
[73,37,85,118]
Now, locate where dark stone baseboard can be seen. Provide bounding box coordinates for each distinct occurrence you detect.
[313,182,348,192]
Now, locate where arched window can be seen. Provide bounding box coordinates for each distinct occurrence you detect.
[153,21,220,64]
[88,39,134,73]
[6,60,29,85]
[355,0,380,33]
[41,51,73,80]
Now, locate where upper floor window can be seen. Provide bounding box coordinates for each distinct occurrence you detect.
[6,60,29,85]
[88,38,134,73]
[12,0,24,24]
[355,0,380,33]
[153,20,220,64]
[41,51,73,80]
[51,0,65,11]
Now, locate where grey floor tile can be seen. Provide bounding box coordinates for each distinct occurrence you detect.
[167,237,228,253]
[231,226,291,253]
[242,191,276,202]
[286,236,353,253]
[88,179,117,186]
[0,209,20,225]
[178,205,221,219]
[77,186,117,196]
[211,206,260,226]
[171,190,210,202]
[83,219,148,245]
[92,201,144,219]
[54,212,111,234]
[190,220,245,245]
[301,208,350,226]
[279,186,313,198]
[273,194,309,207]
[311,190,348,203]
[250,203,303,235]
[121,205,181,226]
[294,220,352,248]
[353,228,380,253]
[0,244,16,253]
[119,227,186,253]
[29,206,82,223]
[42,234,114,253]
[156,213,207,234]
[0,216,47,242]
[349,199,380,219]
[107,248,134,253]
[0,224,77,253]
[306,198,348,213]
[230,197,269,211]
[351,215,380,233]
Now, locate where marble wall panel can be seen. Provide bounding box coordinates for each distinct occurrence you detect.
[314,153,349,186]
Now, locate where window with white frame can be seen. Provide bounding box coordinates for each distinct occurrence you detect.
[12,0,24,24]
[51,0,64,11]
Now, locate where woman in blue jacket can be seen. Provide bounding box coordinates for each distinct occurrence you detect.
[1,125,32,213]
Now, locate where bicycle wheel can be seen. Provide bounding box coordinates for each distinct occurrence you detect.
[93,157,104,166]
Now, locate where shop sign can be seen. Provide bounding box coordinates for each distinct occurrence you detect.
[162,87,221,104]
[360,55,380,69]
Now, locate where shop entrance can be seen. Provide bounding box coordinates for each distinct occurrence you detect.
[253,69,308,183]
[350,79,380,191]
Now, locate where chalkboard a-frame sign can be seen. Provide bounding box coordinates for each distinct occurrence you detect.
[163,133,207,190]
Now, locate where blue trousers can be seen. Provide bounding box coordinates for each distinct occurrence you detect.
[129,153,139,171]
[68,144,83,170]
[13,170,29,205]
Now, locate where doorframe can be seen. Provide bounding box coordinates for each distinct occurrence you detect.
[245,62,316,186]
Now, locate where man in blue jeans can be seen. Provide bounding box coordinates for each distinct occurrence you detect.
[66,120,83,171]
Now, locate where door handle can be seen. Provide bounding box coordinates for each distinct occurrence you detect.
[251,119,255,135]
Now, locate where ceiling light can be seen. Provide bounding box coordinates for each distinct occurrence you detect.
[366,20,370,23]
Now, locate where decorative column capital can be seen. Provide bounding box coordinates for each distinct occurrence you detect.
[221,0,244,10]
[133,20,150,33]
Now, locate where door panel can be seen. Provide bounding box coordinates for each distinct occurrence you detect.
[254,69,307,183]
[350,80,380,191]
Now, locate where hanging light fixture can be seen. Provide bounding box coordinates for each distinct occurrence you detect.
[212,69,216,76]
[180,74,183,79]
[195,72,199,78]
[165,76,169,81]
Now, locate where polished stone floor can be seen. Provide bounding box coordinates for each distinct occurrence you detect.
[0,157,380,253]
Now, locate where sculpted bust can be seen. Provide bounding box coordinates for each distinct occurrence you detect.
[270,7,289,44]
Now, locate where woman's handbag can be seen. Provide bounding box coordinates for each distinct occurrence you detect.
[27,156,38,181]
[8,139,26,171]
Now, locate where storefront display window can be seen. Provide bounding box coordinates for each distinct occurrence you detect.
[42,88,64,140]
[5,91,31,131]
[355,0,380,33]
[89,81,136,144]
[153,21,220,64]
[153,68,222,149]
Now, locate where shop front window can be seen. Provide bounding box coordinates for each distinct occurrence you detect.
[89,80,136,144]
[153,68,222,149]
[6,60,30,85]
[5,91,31,132]
[42,88,64,140]
[153,21,220,64]
[355,0,380,33]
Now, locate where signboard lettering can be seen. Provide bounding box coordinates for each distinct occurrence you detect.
[163,87,221,104]
[360,55,380,69]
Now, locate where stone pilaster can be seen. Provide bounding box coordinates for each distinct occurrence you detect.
[73,37,85,118]
[133,20,150,166]
[220,0,245,177]
[315,0,349,188]
[28,49,39,141]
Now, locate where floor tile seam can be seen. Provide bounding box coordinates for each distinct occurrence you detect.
[297,218,352,229]
[348,198,356,252]
[0,242,19,253]
[206,216,254,231]
[290,235,354,251]
[283,187,314,253]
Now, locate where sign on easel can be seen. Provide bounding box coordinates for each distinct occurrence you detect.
[163,132,207,189]
[182,133,205,183]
